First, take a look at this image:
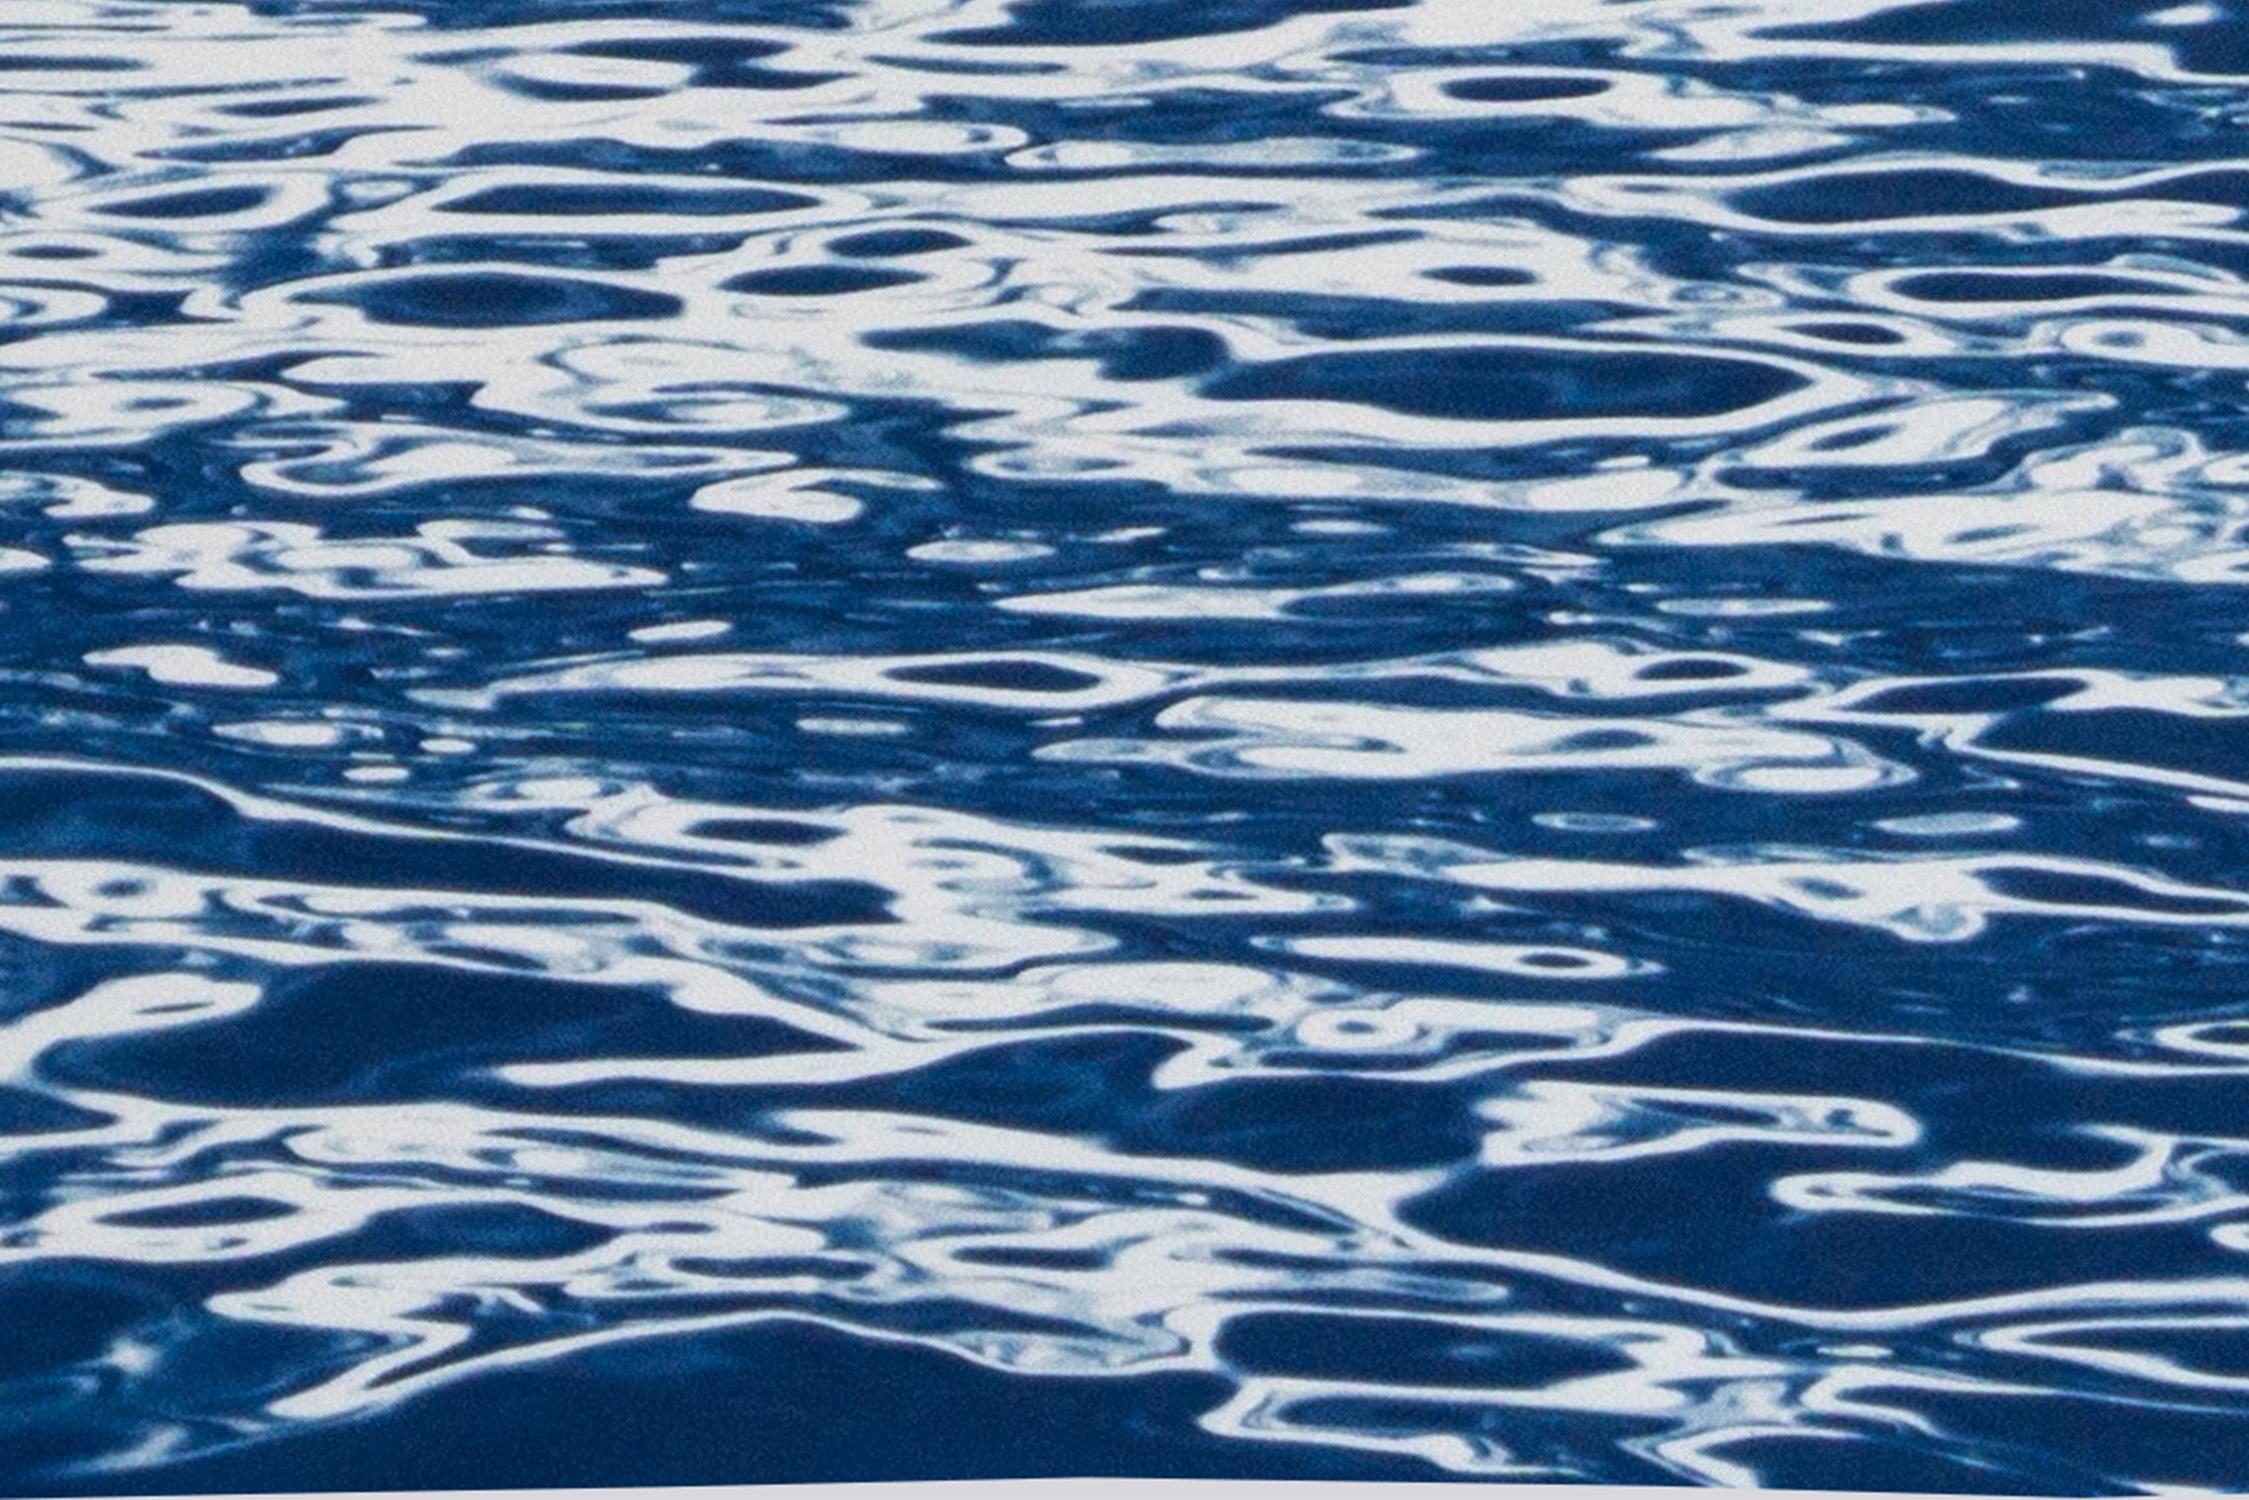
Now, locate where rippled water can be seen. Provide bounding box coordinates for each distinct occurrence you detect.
[4,0,2249,1493]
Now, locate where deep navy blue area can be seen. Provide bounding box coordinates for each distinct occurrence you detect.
[21,1321,1434,1495]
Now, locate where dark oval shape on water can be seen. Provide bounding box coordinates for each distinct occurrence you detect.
[1424,265,1538,288]
[0,54,141,72]
[304,271,681,326]
[1444,73,1611,102]
[218,94,378,118]
[1635,656,1750,682]
[445,183,818,217]
[1203,345,1807,421]
[99,1196,298,1229]
[886,659,1105,694]
[494,77,669,102]
[98,185,273,219]
[1792,320,1907,345]
[1893,271,2170,302]
[1851,675,2082,716]
[1733,170,2087,224]
[724,264,924,295]
[830,228,970,258]
[567,35,792,65]
[690,817,845,848]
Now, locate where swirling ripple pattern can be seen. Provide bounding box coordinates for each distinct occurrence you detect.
[1,0,2248,1492]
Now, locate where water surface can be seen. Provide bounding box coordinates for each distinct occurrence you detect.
[1,0,2248,1492]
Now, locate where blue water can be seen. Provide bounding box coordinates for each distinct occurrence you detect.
[1,0,2248,1493]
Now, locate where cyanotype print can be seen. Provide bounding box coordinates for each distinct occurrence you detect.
[0,0,2243,1495]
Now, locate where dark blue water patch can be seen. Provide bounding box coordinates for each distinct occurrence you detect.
[1849,675,2087,716]
[2078,171,2249,215]
[0,55,140,72]
[1634,656,1759,684]
[828,228,971,258]
[0,1089,111,1138]
[1443,72,1613,103]
[97,1197,302,1230]
[1202,345,1810,421]
[1979,706,2249,786]
[1791,320,1913,345]
[1216,1312,1639,1386]
[94,186,274,220]
[666,1253,873,1283]
[488,76,672,102]
[1733,169,2094,224]
[1981,867,2247,919]
[566,35,793,64]
[935,0,1413,47]
[214,95,379,118]
[0,1267,171,1383]
[1704,1430,2096,1499]
[296,271,681,327]
[43,962,848,1108]
[0,1313,376,1493]
[1388,118,1738,180]
[1806,1388,2249,1499]
[1892,271,2184,302]
[948,1244,1111,1271]
[1277,1394,1679,1481]
[884,657,1105,692]
[1422,264,1539,288]
[686,816,845,847]
[1727,166,2249,227]
[863,51,1072,77]
[15,1319,1426,1498]
[723,264,926,296]
[442,183,820,217]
